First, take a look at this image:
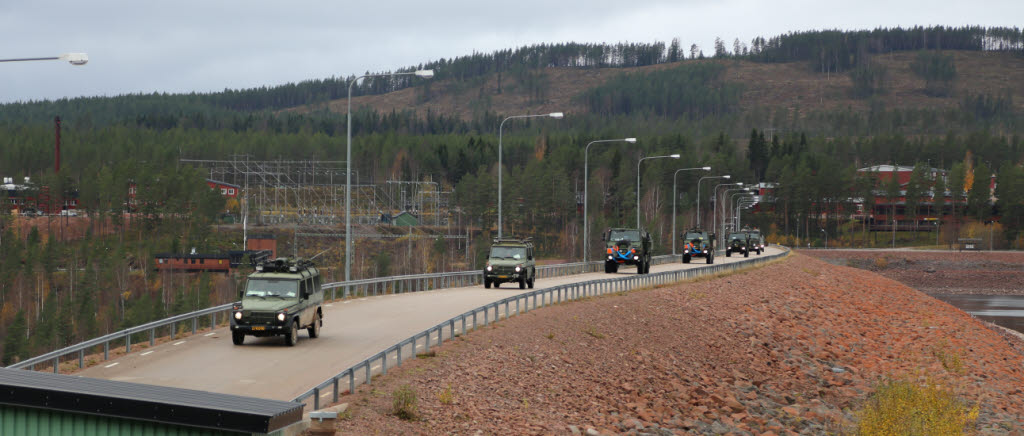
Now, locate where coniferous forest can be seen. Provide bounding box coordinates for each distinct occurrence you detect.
[2,25,1024,365]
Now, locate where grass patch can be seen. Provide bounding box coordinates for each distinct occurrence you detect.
[392,385,419,420]
[545,332,555,340]
[873,257,889,269]
[438,384,455,405]
[584,327,605,339]
[857,378,978,435]
[932,340,965,374]
[416,350,437,359]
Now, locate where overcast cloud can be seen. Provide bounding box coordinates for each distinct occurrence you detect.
[1,0,1020,103]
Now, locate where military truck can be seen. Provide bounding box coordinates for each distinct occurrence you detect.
[483,237,536,289]
[603,228,652,274]
[725,232,751,258]
[681,228,715,264]
[745,228,765,255]
[230,258,323,346]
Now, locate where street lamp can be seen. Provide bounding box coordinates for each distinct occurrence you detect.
[583,137,636,263]
[696,175,729,228]
[730,191,753,232]
[498,112,563,238]
[346,69,433,294]
[637,154,681,228]
[672,166,711,254]
[713,183,743,245]
[0,53,88,65]
[736,200,757,230]
[820,228,828,249]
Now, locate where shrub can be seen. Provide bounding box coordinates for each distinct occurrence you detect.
[392,385,418,420]
[438,384,455,405]
[857,379,979,435]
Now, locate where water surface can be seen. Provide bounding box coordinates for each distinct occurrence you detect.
[933,294,1024,334]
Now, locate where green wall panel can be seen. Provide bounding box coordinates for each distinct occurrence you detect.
[0,405,244,436]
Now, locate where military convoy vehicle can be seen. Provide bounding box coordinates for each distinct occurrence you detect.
[745,228,765,255]
[681,228,715,264]
[725,232,752,258]
[230,258,323,346]
[603,228,653,274]
[484,237,536,289]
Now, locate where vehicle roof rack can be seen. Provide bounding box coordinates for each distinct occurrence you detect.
[492,237,532,244]
[255,257,315,273]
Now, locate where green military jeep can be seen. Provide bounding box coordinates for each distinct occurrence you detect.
[725,232,751,258]
[603,228,652,274]
[230,258,324,346]
[745,228,765,255]
[484,238,536,289]
[681,228,715,264]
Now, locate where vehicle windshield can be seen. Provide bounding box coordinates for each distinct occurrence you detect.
[729,233,747,240]
[685,233,705,240]
[609,230,641,241]
[489,246,527,260]
[749,232,762,239]
[244,278,299,299]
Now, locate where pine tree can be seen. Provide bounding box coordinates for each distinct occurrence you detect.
[3,310,28,365]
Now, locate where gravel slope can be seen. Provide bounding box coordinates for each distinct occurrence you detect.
[315,253,1024,435]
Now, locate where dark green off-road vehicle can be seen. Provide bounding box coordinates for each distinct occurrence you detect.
[603,228,652,274]
[230,258,323,346]
[484,238,536,289]
[745,228,765,255]
[725,232,751,258]
[681,228,715,264]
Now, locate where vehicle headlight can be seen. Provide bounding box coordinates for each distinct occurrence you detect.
[277,313,286,322]
[703,250,708,254]
[633,255,639,260]
[607,255,613,260]
[486,265,493,272]
[234,311,242,320]
[514,266,522,272]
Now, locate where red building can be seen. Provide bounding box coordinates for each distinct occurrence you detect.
[206,179,240,198]
[2,176,79,215]
[857,165,995,229]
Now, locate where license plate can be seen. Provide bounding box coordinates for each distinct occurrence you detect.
[498,275,509,279]
[252,326,265,331]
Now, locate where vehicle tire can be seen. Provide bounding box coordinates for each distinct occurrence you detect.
[494,281,500,288]
[757,248,762,255]
[744,250,749,258]
[285,321,298,346]
[683,254,691,264]
[707,252,714,264]
[519,277,526,289]
[636,261,645,274]
[484,278,492,289]
[726,250,731,257]
[232,331,245,345]
[605,263,614,273]
[527,271,535,289]
[308,312,321,338]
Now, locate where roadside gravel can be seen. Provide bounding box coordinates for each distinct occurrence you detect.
[317,253,1024,435]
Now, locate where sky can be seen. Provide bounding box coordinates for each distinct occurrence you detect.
[1,0,1021,104]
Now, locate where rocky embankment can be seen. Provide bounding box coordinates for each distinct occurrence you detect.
[317,253,1024,435]
[805,250,1024,295]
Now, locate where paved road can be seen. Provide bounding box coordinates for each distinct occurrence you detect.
[77,247,783,401]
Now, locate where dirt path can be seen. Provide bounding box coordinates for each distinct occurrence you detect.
[316,253,1024,434]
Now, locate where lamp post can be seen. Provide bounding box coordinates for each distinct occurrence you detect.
[498,112,563,238]
[672,167,711,254]
[729,191,753,232]
[583,137,636,263]
[0,53,88,65]
[729,189,753,238]
[696,175,729,228]
[346,69,433,294]
[821,228,828,249]
[736,200,756,230]
[713,183,743,245]
[636,154,680,228]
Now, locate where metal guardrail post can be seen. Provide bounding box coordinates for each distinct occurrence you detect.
[349,369,355,394]
[78,350,84,369]
[333,377,340,403]
[381,352,388,376]
[104,342,109,360]
[126,334,131,353]
[313,387,320,410]
[365,361,371,386]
